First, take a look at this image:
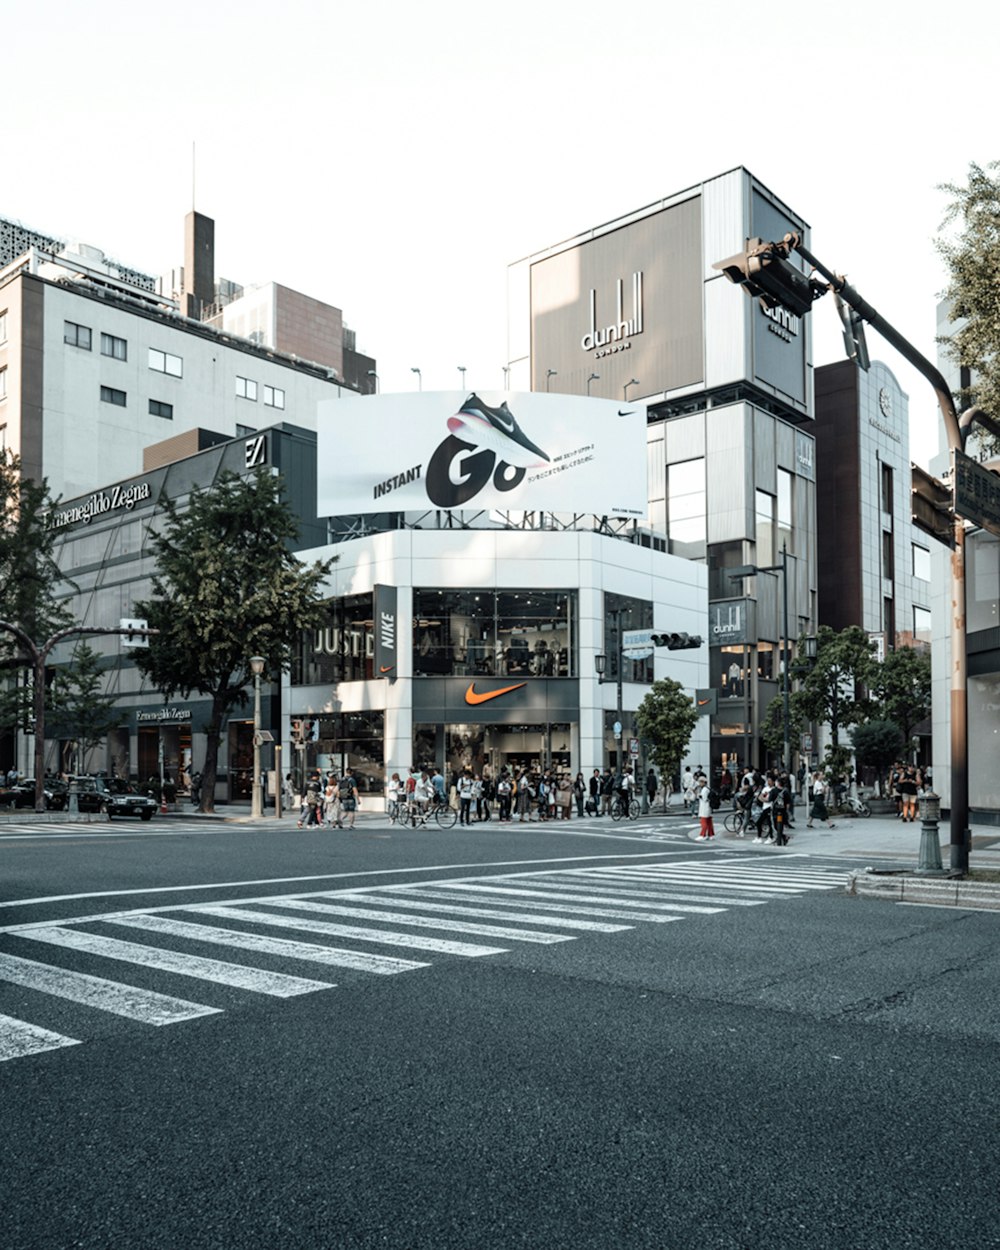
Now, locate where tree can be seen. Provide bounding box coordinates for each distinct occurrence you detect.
[48,642,123,774]
[635,679,699,800]
[759,690,805,766]
[132,469,335,812]
[791,626,876,765]
[868,645,932,750]
[850,719,905,784]
[0,451,74,736]
[936,161,1000,451]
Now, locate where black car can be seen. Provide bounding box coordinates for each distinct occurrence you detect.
[0,778,67,811]
[70,776,157,820]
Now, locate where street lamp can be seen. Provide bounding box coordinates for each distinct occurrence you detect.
[730,543,792,773]
[623,378,639,401]
[587,372,600,396]
[250,655,265,819]
[502,365,510,390]
[411,367,422,391]
[458,366,466,390]
[546,369,557,391]
[366,370,379,394]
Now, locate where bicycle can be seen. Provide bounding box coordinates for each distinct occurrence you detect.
[832,793,871,817]
[387,799,405,825]
[610,795,640,821]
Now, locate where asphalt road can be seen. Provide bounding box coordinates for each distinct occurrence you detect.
[2,813,998,1249]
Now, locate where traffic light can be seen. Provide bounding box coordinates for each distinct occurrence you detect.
[911,463,955,547]
[713,233,825,318]
[651,632,703,650]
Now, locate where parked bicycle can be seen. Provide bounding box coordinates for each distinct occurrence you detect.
[831,793,871,817]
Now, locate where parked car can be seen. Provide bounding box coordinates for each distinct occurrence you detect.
[69,776,157,820]
[0,778,68,811]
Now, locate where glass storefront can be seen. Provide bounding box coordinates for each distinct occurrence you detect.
[413,722,572,782]
[290,711,385,795]
[413,590,577,678]
[291,593,375,685]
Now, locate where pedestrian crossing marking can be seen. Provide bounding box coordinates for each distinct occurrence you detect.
[0,859,845,1064]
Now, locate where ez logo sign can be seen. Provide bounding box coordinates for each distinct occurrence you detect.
[245,435,266,469]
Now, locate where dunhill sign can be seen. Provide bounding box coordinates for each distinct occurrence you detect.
[581,272,644,356]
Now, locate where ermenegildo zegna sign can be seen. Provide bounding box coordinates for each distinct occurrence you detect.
[48,480,152,529]
[316,392,646,518]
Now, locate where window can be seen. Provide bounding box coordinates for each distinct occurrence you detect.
[149,399,173,420]
[100,332,127,361]
[667,458,706,559]
[64,321,92,350]
[264,384,285,409]
[291,593,376,685]
[882,530,894,579]
[100,386,126,407]
[236,376,258,401]
[912,543,930,581]
[880,463,894,513]
[0,310,7,342]
[0,367,6,400]
[755,489,775,566]
[884,597,895,643]
[777,468,793,553]
[914,605,931,643]
[148,347,183,377]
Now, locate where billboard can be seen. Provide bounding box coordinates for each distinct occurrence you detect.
[316,392,647,517]
[529,197,703,399]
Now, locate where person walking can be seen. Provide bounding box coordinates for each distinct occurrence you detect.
[516,770,534,822]
[696,777,716,840]
[338,770,359,829]
[806,771,836,829]
[322,777,338,827]
[557,772,573,820]
[589,769,601,815]
[496,771,513,823]
[457,770,474,825]
[600,768,615,816]
[646,768,658,811]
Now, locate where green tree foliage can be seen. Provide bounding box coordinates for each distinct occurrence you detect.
[868,645,932,747]
[48,642,123,773]
[132,469,334,812]
[759,691,804,763]
[850,719,905,776]
[936,161,1000,449]
[635,679,699,788]
[791,625,876,755]
[0,451,73,730]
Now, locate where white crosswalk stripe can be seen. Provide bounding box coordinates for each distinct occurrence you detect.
[0,859,844,1063]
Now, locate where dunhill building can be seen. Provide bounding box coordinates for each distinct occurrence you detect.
[507,167,819,775]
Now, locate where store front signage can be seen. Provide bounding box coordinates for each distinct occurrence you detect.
[581,272,644,357]
[464,681,527,705]
[137,706,192,724]
[413,677,579,724]
[49,480,152,529]
[762,304,800,341]
[374,584,398,679]
[709,601,747,647]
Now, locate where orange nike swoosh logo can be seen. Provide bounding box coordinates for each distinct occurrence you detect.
[465,681,527,705]
[380,665,395,674]
[697,699,711,706]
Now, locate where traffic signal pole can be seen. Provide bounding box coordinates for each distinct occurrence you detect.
[715,231,972,870]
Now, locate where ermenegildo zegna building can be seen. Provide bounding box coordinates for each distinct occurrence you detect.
[508,167,820,776]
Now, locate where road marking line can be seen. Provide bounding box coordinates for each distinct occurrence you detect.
[26,925,334,997]
[537,874,769,906]
[0,948,220,1025]
[270,899,573,944]
[0,1013,82,1062]
[344,891,632,932]
[416,884,686,922]
[186,905,507,957]
[97,914,426,974]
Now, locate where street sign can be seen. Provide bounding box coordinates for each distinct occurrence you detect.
[120,617,149,648]
[953,448,1000,539]
[622,628,654,660]
[911,463,955,547]
[629,738,640,757]
[613,720,622,738]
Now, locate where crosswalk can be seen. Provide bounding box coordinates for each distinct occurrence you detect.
[0,858,845,1063]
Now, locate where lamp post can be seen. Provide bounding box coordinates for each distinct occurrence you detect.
[250,655,265,819]
[366,369,379,395]
[411,367,422,391]
[502,365,510,390]
[623,378,639,401]
[730,543,791,773]
[587,372,600,396]
[457,366,466,390]
[546,369,557,391]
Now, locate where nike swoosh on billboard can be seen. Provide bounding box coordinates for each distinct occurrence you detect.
[465,682,527,706]
[380,665,395,674]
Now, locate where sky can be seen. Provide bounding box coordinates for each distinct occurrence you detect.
[4,0,996,468]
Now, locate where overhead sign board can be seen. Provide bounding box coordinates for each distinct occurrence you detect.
[317,392,646,518]
[953,448,1000,540]
[622,628,654,659]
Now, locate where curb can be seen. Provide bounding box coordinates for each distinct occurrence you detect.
[847,869,1000,911]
